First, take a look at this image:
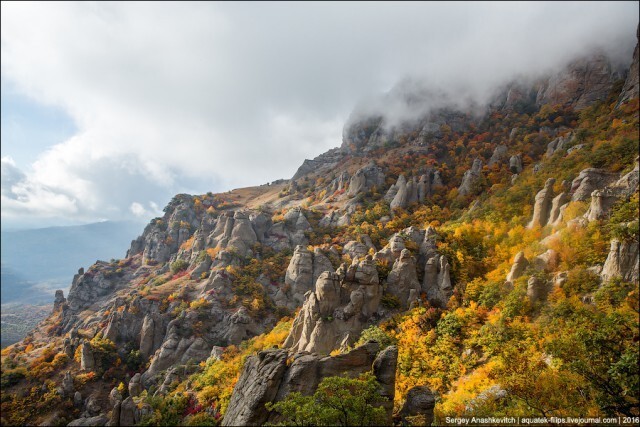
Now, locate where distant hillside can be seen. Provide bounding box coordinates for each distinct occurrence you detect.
[0,221,143,304]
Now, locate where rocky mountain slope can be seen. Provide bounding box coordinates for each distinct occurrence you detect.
[1,29,638,427]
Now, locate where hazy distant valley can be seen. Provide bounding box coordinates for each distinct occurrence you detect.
[0,221,142,346]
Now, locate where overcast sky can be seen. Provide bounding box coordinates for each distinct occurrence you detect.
[1,2,638,229]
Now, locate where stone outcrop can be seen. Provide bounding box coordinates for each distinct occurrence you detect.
[549,191,570,225]
[423,254,452,308]
[284,256,382,355]
[509,154,523,174]
[527,276,549,303]
[570,168,618,201]
[53,290,66,312]
[601,237,639,283]
[342,240,370,260]
[506,251,529,282]
[291,148,345,181]
[374,235,406,264]
[61,371,74,397]
[528,178,555,228]
[618,25,639,106]
[80,341,94,371]
[284,245,334,306]
[546,133,574,157]
[347,161,385,197]
[488,144,508,167]
[536,54,616,110]
[533,249,559,272]
[128,373,143,398]
[390,175,420,210]
[221,349,288,427]
[386,249,421,309]
[399,386,436,426]
[67,415,108,426]
[458,158,484,196]
[585,160,639,221]
[223,341,397,427]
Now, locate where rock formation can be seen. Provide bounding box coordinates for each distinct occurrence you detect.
[528,178,555,228]
[601,237,639,283]
[283,245,334,306]
[399,386,436,425]
[570,168,618,201]
[222,341,397,427]
[53,290,66,312]
[618,25,639,106]
[458,158,484,196]
[347,161,385,197]
[506,251,529,282]
[585,160,639,221]
[284,256,382,355]
[509,154,523,174]
[80,341,94,371]
[546,133,574,157]
[386,249,421,309]
[423,254,452,308]
[549,191,571,225]
[536,54,616,110]
[527,276,549,303]
[488,144,508,167]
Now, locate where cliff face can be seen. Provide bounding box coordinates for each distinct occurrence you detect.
[2,33,638,427]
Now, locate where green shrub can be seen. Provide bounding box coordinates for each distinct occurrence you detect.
[171,259,189,274]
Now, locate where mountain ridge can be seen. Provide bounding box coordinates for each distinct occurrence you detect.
[1,32,638,426]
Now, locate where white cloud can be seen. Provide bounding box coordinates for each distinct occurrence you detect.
[0,2,637,227]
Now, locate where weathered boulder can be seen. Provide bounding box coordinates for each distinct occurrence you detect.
[342,240,370,260]
[533,249,560,272]
[373,345,398,424]
[284,245,314,303]
[488,144,508,167]
[223,341,397,427]
[416,173,429,202]
[527,276,549,303]
[432,170,444,189]
[84,396,102,417]
[386,249,421,309]
[374,234,406,263]
[570,168,618,201]
[423,254,452,308]
[585,161,639,221]
[347,161,385,197]
[128,373,143,398]
[221,349,288,427]
[528,178,555,228]
[63,337,75,358]
[80,341,95,371]
[546,133,574,157]
[284,245,335,306]
[108,387,122,408]
[61,371,74,397]
[67,415,108,426]
[399,386,436,426]
[458,158,484,196]
[506,251,529,282]
[54,290,66,312]
[119,397,136,426]
[601,237,639,283]
[390,175,409,209]
[284,256,382,355]
[74,391,83,409]
[509,154,523,174]
[549,192,571,225]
